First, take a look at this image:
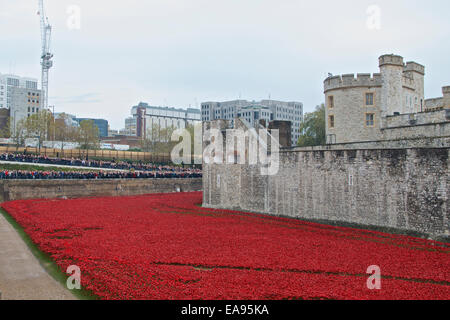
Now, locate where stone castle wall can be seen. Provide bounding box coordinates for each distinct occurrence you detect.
[325,84,382,144]
[203,148,449,237]
[0,178,203,202]
[324,54,433,144]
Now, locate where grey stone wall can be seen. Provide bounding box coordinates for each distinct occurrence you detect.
[325,85,382,144]
[0,178,202,202]
[383,109,448,128]
[203,148,449,237]
[294,136,450,151]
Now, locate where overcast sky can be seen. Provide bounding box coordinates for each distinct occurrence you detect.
[1,0,449,129]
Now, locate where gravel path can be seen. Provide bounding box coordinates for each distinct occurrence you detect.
[0,213,77,300]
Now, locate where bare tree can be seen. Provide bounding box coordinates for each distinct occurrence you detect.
[54,113,78,152]
[11,118,27,151]
[24,109,54,152]
[76,120,100,155]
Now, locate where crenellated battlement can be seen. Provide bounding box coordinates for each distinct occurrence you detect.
[324,73,382,92]
[404,61,425,75]
[379,54,404,67]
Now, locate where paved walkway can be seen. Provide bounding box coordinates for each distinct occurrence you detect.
[0,160,129,172]
[0,213,76,300]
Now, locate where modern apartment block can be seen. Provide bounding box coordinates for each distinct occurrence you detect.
[0,73,41,134]
[129,102,201,139]
[9,87,42,134]
[0,73,39,109]
[201,99,303,145]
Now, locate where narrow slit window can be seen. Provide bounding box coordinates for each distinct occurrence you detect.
[366,113,375,127]
[365,93,374,106]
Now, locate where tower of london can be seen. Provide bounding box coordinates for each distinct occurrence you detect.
[324,54,449,144]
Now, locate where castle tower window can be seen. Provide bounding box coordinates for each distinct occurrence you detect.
[365,93,374,106]
[365,113,375,127]
[328,96,334,109]
[329,115,335,128]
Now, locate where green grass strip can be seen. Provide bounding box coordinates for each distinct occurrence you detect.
[0,208,99,300]
[0,163,101,173]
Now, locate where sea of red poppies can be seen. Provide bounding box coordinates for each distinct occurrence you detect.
[2,192,449,300]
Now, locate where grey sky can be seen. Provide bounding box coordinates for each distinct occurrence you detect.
[1,0,449,129]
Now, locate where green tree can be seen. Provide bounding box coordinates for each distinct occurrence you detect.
[24,109,54,152]
[0,118,12,138]
[77,120,99,151]
[297,104,326,147]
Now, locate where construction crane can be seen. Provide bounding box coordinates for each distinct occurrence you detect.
[37,0,53,111]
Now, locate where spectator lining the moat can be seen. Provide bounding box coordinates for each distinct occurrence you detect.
[0,169,202,180]
[0,153,200,174]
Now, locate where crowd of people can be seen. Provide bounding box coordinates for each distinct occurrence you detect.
[0,153,202,180]
[0,153,197,172]
[0,170,202,180]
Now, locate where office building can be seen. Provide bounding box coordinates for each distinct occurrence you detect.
[128,102,201,139]
[201,99,303,145]
[74,118,109,137]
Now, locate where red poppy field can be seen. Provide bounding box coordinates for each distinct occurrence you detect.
[1,191,449,300]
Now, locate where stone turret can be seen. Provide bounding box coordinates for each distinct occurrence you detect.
[443,86,450,108]
[404,62,425,75]
[406,62,425,110]
[379,54,404,116]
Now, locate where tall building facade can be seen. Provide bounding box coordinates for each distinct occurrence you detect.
[0,73,39,109]
[124,117,137,136]
[0,73,41,135]
[201,99,303,145]
[74,118,109,137]
[129,102,201,139]
[9,87,42,135]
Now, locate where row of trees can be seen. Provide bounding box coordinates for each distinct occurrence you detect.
[0,110,100,152]
[140,123,200,158]
[0,105,326,153]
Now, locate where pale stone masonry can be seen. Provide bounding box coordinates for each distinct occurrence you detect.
[203,119,449,238]
[202,54,450,238]
[0,178,202,202]
[324,54,449,144]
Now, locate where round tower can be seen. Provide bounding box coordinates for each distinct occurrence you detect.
[379,54,404,116]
